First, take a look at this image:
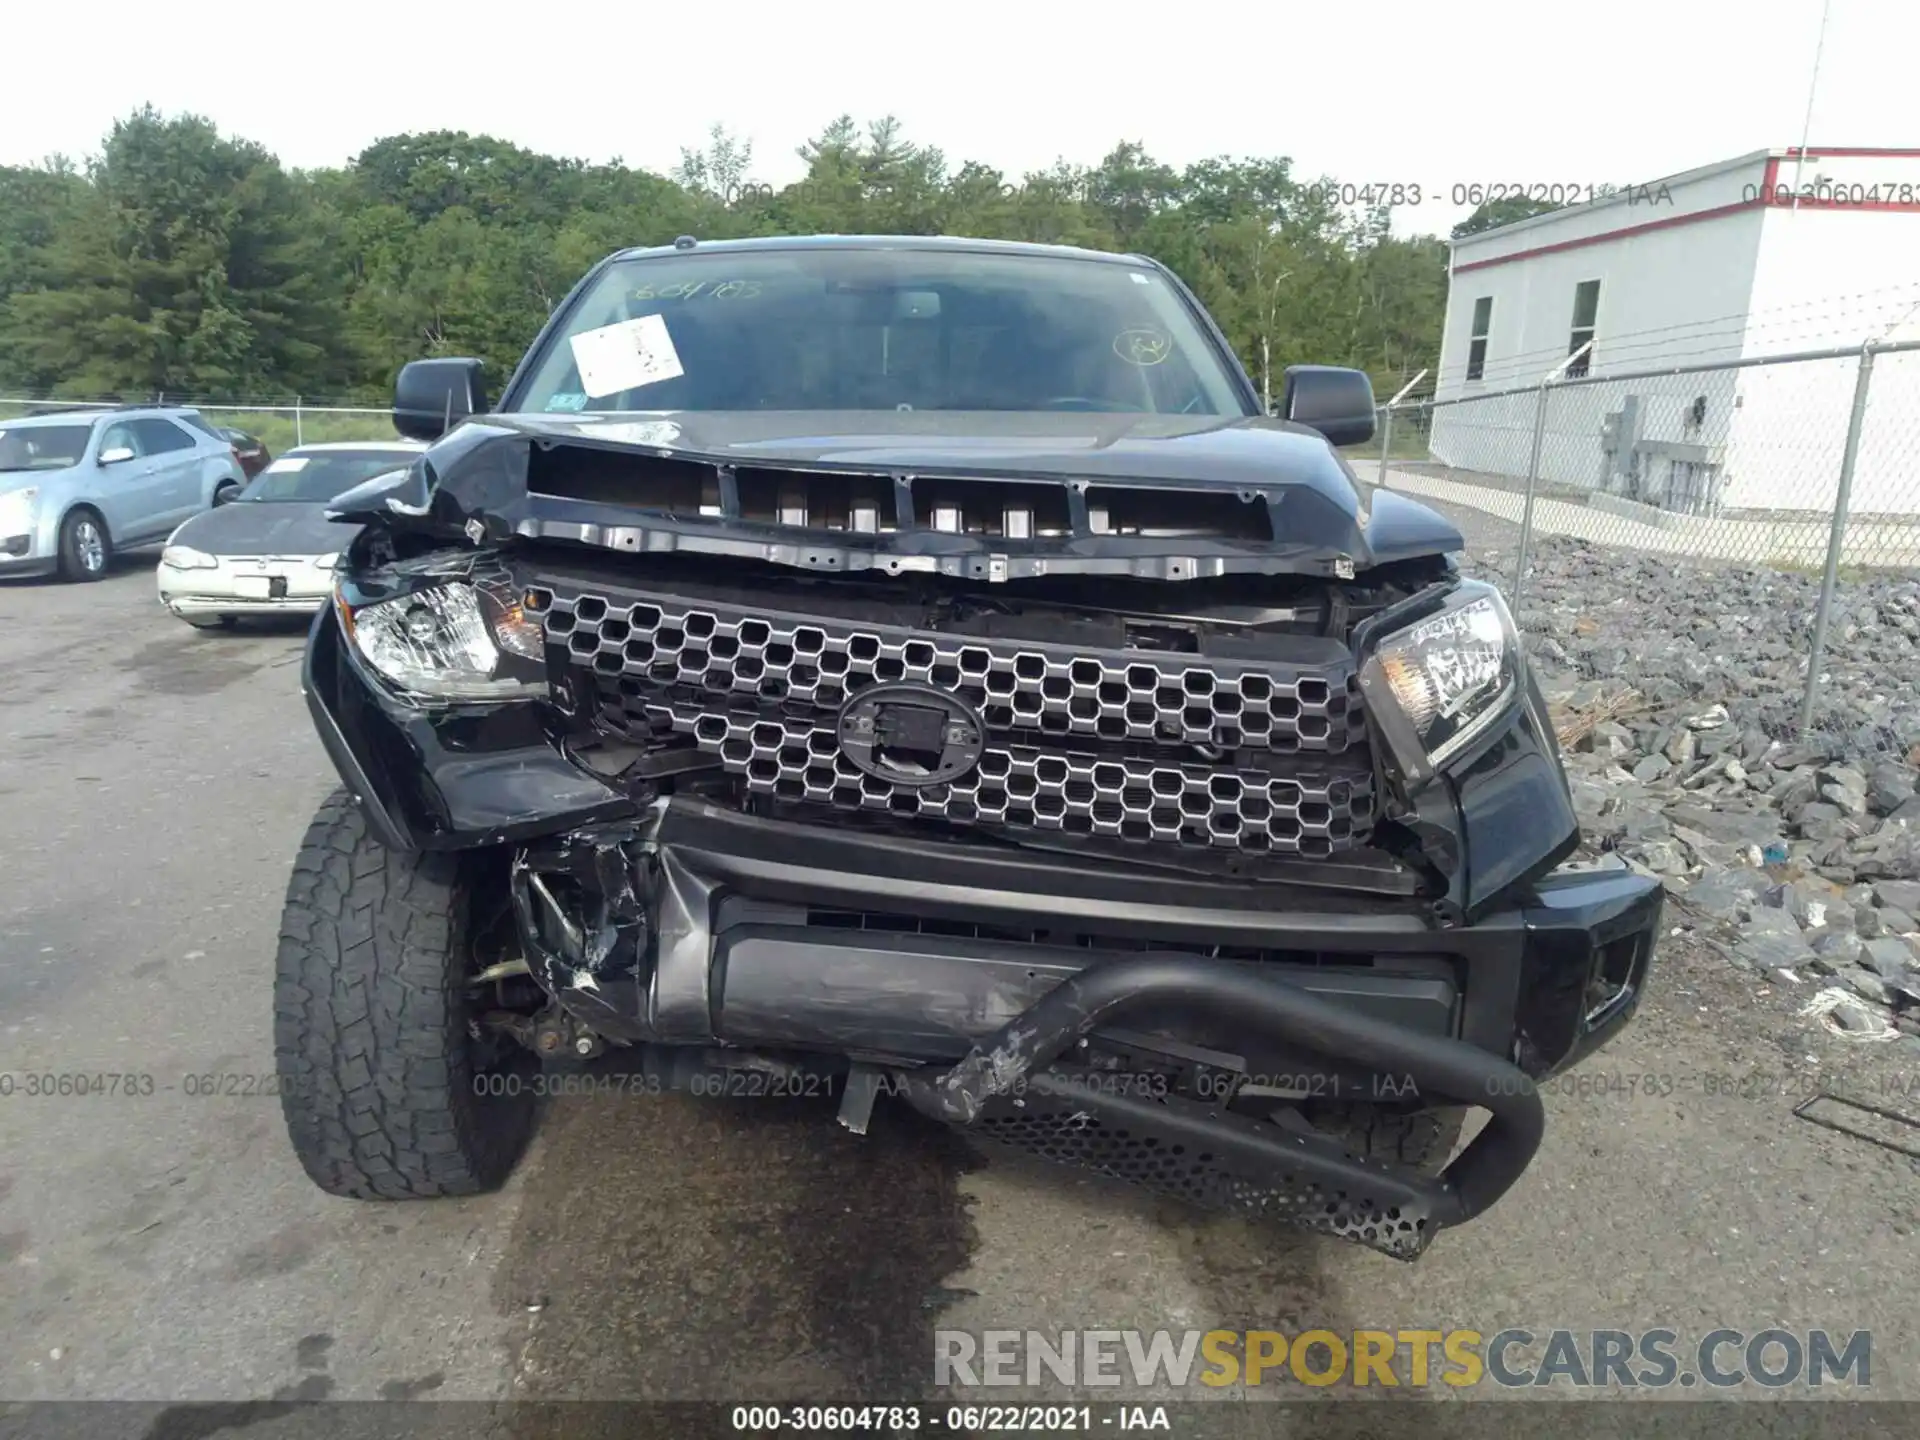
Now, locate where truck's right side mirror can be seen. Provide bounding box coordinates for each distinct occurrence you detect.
[1278,365,1377,448]
[394,358,490,442]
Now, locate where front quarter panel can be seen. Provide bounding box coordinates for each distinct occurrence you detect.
[27,473,81,559]
[1452,677,1582,915]
[304,595,637,852]
[203,451,245,506]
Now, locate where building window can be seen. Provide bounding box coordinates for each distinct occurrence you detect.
[1567,280,1601,377]
[1466,296,1493,381]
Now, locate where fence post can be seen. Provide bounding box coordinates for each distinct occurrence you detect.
[1511,381,1551,609]
[295,396,303,448]
[1373,370,1427,492]
[1799,341,1878,736]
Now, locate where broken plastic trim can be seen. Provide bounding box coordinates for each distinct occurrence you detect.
[332,428,1375,584]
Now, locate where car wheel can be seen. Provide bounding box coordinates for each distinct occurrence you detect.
[274,790,539,1199]
[57,509,111,582]
[213,482,241,506]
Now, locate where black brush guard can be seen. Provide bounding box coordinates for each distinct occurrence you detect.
[893,957,1544,1260]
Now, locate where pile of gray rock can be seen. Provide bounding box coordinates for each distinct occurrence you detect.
[1462,535,1920,1037]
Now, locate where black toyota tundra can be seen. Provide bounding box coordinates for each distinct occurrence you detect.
[275,234,1661,1259]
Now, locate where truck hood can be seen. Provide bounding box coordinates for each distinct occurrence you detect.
[330,410,1462,582]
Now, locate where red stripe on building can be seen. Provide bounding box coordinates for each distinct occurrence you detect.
[1454,151,1920,275]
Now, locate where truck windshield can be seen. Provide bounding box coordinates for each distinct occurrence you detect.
[510,248,1251,417]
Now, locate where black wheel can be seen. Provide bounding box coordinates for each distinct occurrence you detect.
[213,481,241,506]
[273,790,538,1199]
[56,509,111,581]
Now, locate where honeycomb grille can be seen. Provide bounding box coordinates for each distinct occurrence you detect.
[543,587,1377,856]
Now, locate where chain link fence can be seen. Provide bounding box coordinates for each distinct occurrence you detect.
[1366,337,1920,759]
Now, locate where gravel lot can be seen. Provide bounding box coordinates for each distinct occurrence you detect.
[2,531,1918,1433]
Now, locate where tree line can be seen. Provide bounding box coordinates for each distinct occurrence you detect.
[0,108,1548,409]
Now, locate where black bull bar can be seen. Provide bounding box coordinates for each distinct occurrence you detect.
[893,957,1545,1260]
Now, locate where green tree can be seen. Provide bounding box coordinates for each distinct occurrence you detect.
[0,108,1454,408]
[1451,194,1561,238]
[5,107,345,398]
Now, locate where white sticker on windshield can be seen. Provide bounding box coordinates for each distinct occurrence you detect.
[569,314,684,398]
[1129,272,1150,284]
[263,456,310,472]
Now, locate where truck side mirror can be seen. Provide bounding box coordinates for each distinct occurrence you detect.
[1279,366,1377,448]
[394,358,490,442]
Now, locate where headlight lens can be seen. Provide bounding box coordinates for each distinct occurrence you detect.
[160,545,219,570]
[1361,582,1520,780]
[343,580,546,702]
[0,487,39,532]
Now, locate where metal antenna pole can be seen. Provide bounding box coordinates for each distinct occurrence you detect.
[1791,0,1832,211]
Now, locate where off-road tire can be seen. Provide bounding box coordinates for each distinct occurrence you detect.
[273,789,536,1198]
[1307,1102,1464,1172]
[56,508,111,581]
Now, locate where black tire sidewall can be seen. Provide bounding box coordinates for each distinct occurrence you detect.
[274,791,537,1198]
[58,510,110,582]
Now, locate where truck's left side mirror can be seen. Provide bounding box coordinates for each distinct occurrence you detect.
[394,358,490,442]
[1278,365,1376,448]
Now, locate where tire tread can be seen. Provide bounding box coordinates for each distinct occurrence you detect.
[273,790,532,1199]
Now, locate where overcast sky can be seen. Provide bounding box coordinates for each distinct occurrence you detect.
[4,0,1912,236]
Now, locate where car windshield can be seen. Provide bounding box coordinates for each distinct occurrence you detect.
[510,248,1251,416]
[0,424,94,472]
[238,450,412,503]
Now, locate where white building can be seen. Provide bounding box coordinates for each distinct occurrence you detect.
[1428,147,1920,518]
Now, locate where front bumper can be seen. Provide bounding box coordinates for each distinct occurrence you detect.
[504,797,1660,1258]
[0,531,54,578]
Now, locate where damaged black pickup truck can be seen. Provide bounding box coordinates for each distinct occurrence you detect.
[274,234,1661,1259]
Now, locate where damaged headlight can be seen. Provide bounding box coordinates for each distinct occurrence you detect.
[1359,581,1521,784]
[339,579,547,702]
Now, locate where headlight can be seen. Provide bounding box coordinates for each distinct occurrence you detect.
[160,545,219,570]
[0,487,38,532]
[1359,581,1521,784]
[341,579,546,702]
